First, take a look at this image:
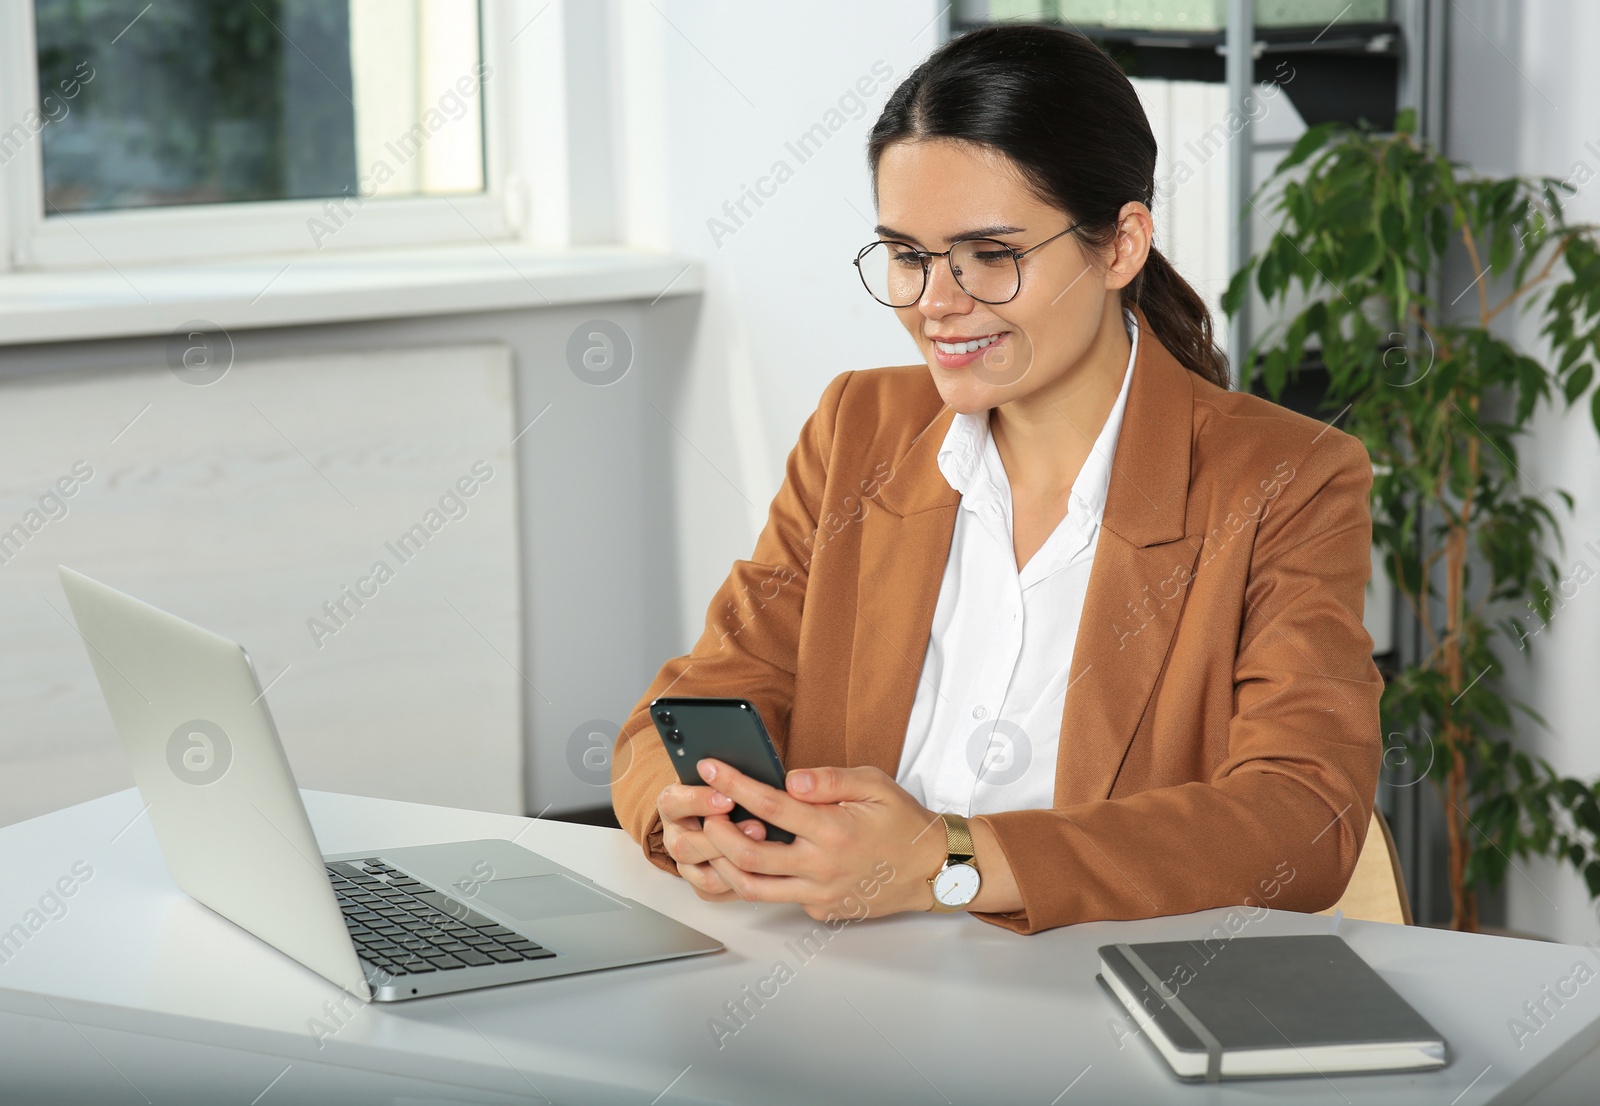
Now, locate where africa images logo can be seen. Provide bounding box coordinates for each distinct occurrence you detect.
[165,719,233,786]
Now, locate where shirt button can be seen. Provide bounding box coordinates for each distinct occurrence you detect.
[972,705,987,719]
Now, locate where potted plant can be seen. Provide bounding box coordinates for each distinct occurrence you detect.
[1224,107,1600,931]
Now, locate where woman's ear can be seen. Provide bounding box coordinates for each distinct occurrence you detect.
[1104,200,1154,292]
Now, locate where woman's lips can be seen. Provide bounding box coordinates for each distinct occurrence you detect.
[930,332,1007,369]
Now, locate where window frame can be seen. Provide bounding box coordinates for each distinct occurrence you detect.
[0,0,517,272]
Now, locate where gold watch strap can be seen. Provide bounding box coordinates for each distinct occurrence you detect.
[941,812,975,866]
[928,813,979,913]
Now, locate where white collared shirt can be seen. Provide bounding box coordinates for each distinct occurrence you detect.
[895,308,1139,816]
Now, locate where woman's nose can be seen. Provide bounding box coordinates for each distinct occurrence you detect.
[919,253,972,313]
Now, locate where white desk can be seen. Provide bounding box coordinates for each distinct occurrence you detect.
[2,788,1597,1105]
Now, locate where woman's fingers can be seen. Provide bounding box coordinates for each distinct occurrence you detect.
[783,764,893,804]
[736,818,768,841]
[696,759,811,840]
[677,858,739,899]
[702,815,809,877]
[657,767,935,919]
[658,781,734,823]
[659,782,752,877]
[663,814,730,866]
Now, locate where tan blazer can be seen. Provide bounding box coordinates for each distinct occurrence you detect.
[612,303,1382,934]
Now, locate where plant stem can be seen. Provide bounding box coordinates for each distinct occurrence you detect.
[1485,233,1571,324]
[1441,216,1493,931]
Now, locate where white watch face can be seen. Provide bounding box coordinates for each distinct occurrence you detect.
[933,862,980,907]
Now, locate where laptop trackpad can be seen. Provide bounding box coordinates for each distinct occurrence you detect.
[475,874,627,923]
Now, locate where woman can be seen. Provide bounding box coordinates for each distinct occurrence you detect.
[610,24,1381,934]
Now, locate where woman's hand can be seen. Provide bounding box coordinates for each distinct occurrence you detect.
[656,781,759,901]
[691,758,950,921]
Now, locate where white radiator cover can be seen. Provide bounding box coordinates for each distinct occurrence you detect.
[0,343,523,827]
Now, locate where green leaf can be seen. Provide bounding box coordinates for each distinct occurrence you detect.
[1579,796,1600,836]
[1592,381,1600,436]
[1565,362,1594,405]
[1387,260,1411,327]
[1558,339,1587,373]
[1487,179,1518,222]
[1343,232,1383,281]
[1222,263,1255,317]
[1512,753,1535,787]
[1278,122,1338,174]
[1479,691,1513,728]
[1430,207,1450,257]
[1379,203,1405,252]
[1257,244,1278,301]
[1490,221,1514,274]
[1265,346,1289,399]
[1514,356,1547,425]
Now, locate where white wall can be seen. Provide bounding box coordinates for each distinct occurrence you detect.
[608,0,943,645]
[1447,0,1600,945]
[0,345,523,827]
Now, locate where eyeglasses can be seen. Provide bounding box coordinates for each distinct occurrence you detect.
[852,222,1082,308]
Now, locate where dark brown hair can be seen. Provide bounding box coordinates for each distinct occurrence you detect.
[867,23,1230,390]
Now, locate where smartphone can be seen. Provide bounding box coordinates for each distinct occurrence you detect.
[649,696,795,844]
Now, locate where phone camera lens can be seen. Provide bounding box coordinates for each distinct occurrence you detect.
[658,710,675,726]
[666,728,683,743]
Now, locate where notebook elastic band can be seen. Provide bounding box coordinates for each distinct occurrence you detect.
[1116,943,1223,1083]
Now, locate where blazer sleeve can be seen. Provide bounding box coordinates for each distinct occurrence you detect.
[610,369,852,874]
[970,430,1383,934]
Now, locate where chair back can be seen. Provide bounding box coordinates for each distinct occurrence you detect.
[1318,807,1412,925]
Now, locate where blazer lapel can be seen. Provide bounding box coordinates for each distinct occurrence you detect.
[844,304,1199,808]
[1054,306,1199,805]
[845,401,960,777]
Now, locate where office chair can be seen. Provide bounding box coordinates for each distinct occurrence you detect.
[1318,807,1414,925]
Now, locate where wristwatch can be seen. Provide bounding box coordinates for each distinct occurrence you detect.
[928,812,981,912]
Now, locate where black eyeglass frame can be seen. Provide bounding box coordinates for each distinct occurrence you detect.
[851,221,1084,307]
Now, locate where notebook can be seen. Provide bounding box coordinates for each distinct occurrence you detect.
[1098,934,1449,1082]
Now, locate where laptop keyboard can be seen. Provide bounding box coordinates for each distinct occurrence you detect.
[326,857,556,979]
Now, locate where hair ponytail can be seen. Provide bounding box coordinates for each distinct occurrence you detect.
[1128,246,1229,389]
[867,23,1231,391]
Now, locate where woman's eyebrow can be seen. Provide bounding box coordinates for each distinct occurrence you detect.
[874,223,1027,244]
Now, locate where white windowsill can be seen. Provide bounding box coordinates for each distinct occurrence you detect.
[0,242,704,346]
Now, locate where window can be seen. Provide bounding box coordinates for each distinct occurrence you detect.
[4,0,507,269]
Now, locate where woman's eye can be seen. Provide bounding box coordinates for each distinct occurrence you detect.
[971,249,1012,264]
[890,251,922,268]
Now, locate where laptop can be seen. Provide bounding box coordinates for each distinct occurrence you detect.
[58,566,722,1002]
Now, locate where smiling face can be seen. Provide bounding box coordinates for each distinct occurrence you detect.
[872,138,1149,415]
